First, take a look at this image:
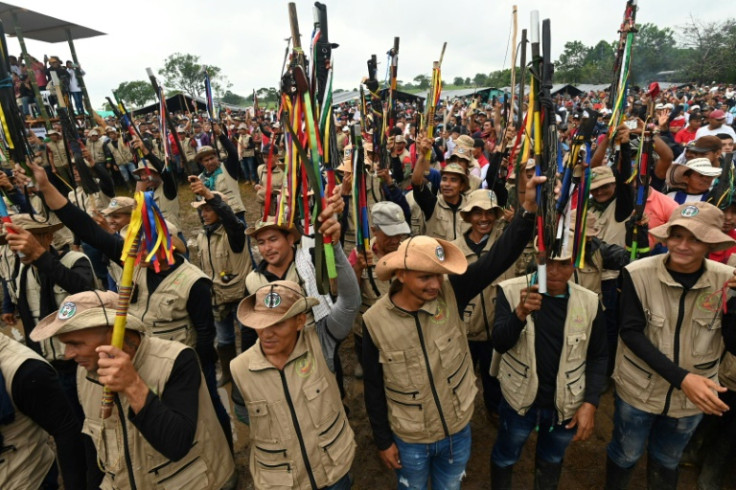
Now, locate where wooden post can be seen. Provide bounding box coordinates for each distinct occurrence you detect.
[509,5,518,127]
[12,12,50,128]
[65,28,95,127]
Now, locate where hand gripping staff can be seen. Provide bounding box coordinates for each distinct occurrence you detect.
[100,191,174,417]
[608,1,638,148]
[424,42,447,155]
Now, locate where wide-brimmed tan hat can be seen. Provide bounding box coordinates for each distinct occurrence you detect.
[132,160,160,175]
[668,158,722,191]
[191,191,226,209]
[195,145,218,162]
[449,145,472,162]
[649,201,735,251]
[440,162,470,187]
[10,214,64,234]
[30,290,144,341]
[460,189,502,221]
[236,280,319,329]
[589,166,616,190]
[534,234,575,261]
[246,216,302,242]
[87,129,100,137]
[101,197,135,216]
[120,219,187,254]
[104,126,118,134]
[375,235,467,281]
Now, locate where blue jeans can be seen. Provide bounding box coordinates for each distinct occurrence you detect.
[214,302,240,347]
[492,399,576,467]
[393,423,471,490]
[325,472,352,489]
[241,156,258,182]
[607,395,703,470]
[118,162,137,183]
[71,91,84,115]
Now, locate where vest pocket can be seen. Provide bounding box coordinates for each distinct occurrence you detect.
[303,376,338,430]
[644,312,670,356]
[449,362,478,418]
[386,392,425,433]
[82,418,121,474]
[151,321,192,346]
[247,401,281,444]
[565,373,586,409]
[379,350,411,385]
[254,445,295,489]
[318,417,355,481]
[691,318,723,358]
[498,354,530,408]
[566,333,588,362]
[156,456,210,489]
[435,330,465,377]
[618,355,653,402]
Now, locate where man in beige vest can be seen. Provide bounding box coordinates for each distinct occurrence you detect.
[197,123,247,223]
[0,333,87,488]
[490,236,606,489]
[30,290,235,489]
[362,172,545,489]
[348,201,410,379]
[190,179,252,386]
[232,281,356,489]
[237,123,258,184]
[606,201,736,489]
[130,137,182,230]
[103,126,137,192]
[46,129,74,189]
[411,134,471,242]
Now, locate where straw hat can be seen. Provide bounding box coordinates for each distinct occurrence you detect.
[667,158,722,191]
[375,235,467,281]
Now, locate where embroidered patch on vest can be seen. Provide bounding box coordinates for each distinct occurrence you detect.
[681,205,699,217]
[58,302,76,320]
[264,292,282,308]
[430,299,448,324]
[295,352,314,378]
[435,246,445,261]
[696,290,721,313]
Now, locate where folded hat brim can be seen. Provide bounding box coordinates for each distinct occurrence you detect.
[236,294,319,329]
[649,220,736,252]
[375,237,467,281]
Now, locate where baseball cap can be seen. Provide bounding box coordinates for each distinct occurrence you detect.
[371,201,410,237]
[710,109,726,120]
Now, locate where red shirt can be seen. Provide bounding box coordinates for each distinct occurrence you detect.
[674,127,697,145]
[709,229,736,263]
[477,153,489,169]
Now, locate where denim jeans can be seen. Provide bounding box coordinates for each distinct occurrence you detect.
[607,395,703,470]
[393,423,471,490]
[71,91,84,115]
[325,472,352,489]
[241,156,258,182]
[491,399,576,467]
[118,162,137,183]
[469,339,501,415]
[214,302,240,347]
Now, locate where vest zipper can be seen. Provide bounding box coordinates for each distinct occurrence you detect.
[663,290,688,416]
[256,445,288,458]
[114,395,138,490]
[413,314,450,438]
[206,234,216,282]
[385,385,420,399]
[480,292,491,340]
[278,370,318,490]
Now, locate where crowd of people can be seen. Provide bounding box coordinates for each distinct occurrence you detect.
[0,76,735,490]
[11,53,87,118]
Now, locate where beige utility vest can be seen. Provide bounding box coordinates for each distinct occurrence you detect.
[105,139,133,165]
[495,276,598,421]
[239,134,255,158]
[154,185,181,229]
[256,164,285,205]
[351,239,391,338]
[200,167,245,215]
[453,228,513,342]
[18,251,91,362]
[0,335,56,489]
[68,188,111,217]
[78,336,234,489]
[425,194,470,242]
[47,139,68,167]
[86,138,106,164]
[196,225,251,306]
[232,328,356,489]
[182,137,197,162]
[720,352,736,391]
[573,246,604,296]
[107,261,122,287]
[405,191,426,236]
[128,261,208,347]
[245,263,317,330]
[612,255,734,417]
[363,281,478,443]
[589,200,626,281]
[0,245,17,304]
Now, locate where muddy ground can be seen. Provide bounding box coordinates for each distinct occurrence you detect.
[4,180,733,489]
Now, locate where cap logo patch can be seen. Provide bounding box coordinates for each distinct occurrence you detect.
[681,205,699,218]
[264,292,282,308]
[435,245,445,261]
[58,302,77,320]
[110,199,119,207]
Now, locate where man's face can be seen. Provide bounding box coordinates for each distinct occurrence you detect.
[107,131,118,140]
[396,270,443,304]
[193,125,202,134]
[468,208,497,236]
[723,205,736,233]
[440,173,464,200]
[255,229,294,268]
[256,314,304,359]
[106,212,131,232]
[50,133,61,142]
[482,121,493,133]
[722,138,734,153]
[710,116,724,128]
[199,204,219,226]
[201,154,220,173]
[59,327,110,372]
[89,134,99,142]
[683,171,715,194]
[546,259,574,296]
[591,183,615,203]
[374,228,405,255]
[689,117,702,129]
[472,146,482,159]
[665,226,710,273]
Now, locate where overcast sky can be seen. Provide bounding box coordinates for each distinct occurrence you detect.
[9,0,723,109]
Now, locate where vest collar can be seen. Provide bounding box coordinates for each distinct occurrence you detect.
[657,253,712,290]
[386,294,441,317]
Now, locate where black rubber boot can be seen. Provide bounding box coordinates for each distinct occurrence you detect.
[605,456,635,490]
[647,456,677,490]
[490,463,513,490]
[216,344,236,387]
[534,458,563,490]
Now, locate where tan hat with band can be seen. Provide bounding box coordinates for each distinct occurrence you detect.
[195,145,218,162]
[460,189,502,220]
[440,162,470,187]
[246,216,302,242]
[237,280,319,329]
[101,197,135,216]
[375,235,467,281]
[30,290,144,341]
[589,166,616,190]
[10,214,64,234]
[649,201,735,251]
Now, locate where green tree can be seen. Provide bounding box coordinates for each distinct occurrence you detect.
[680,17,736,84]
[114,80,156,108]
[452,76,465,86]
[629,23,678,82]
[487,69,513,87]
[158,53,225,99]
[464,77,471,85]
[413,74,430,89]
[221,90,247,106]
[580,40,615,83]
[555,41,590,83]
[473,73,490,86]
